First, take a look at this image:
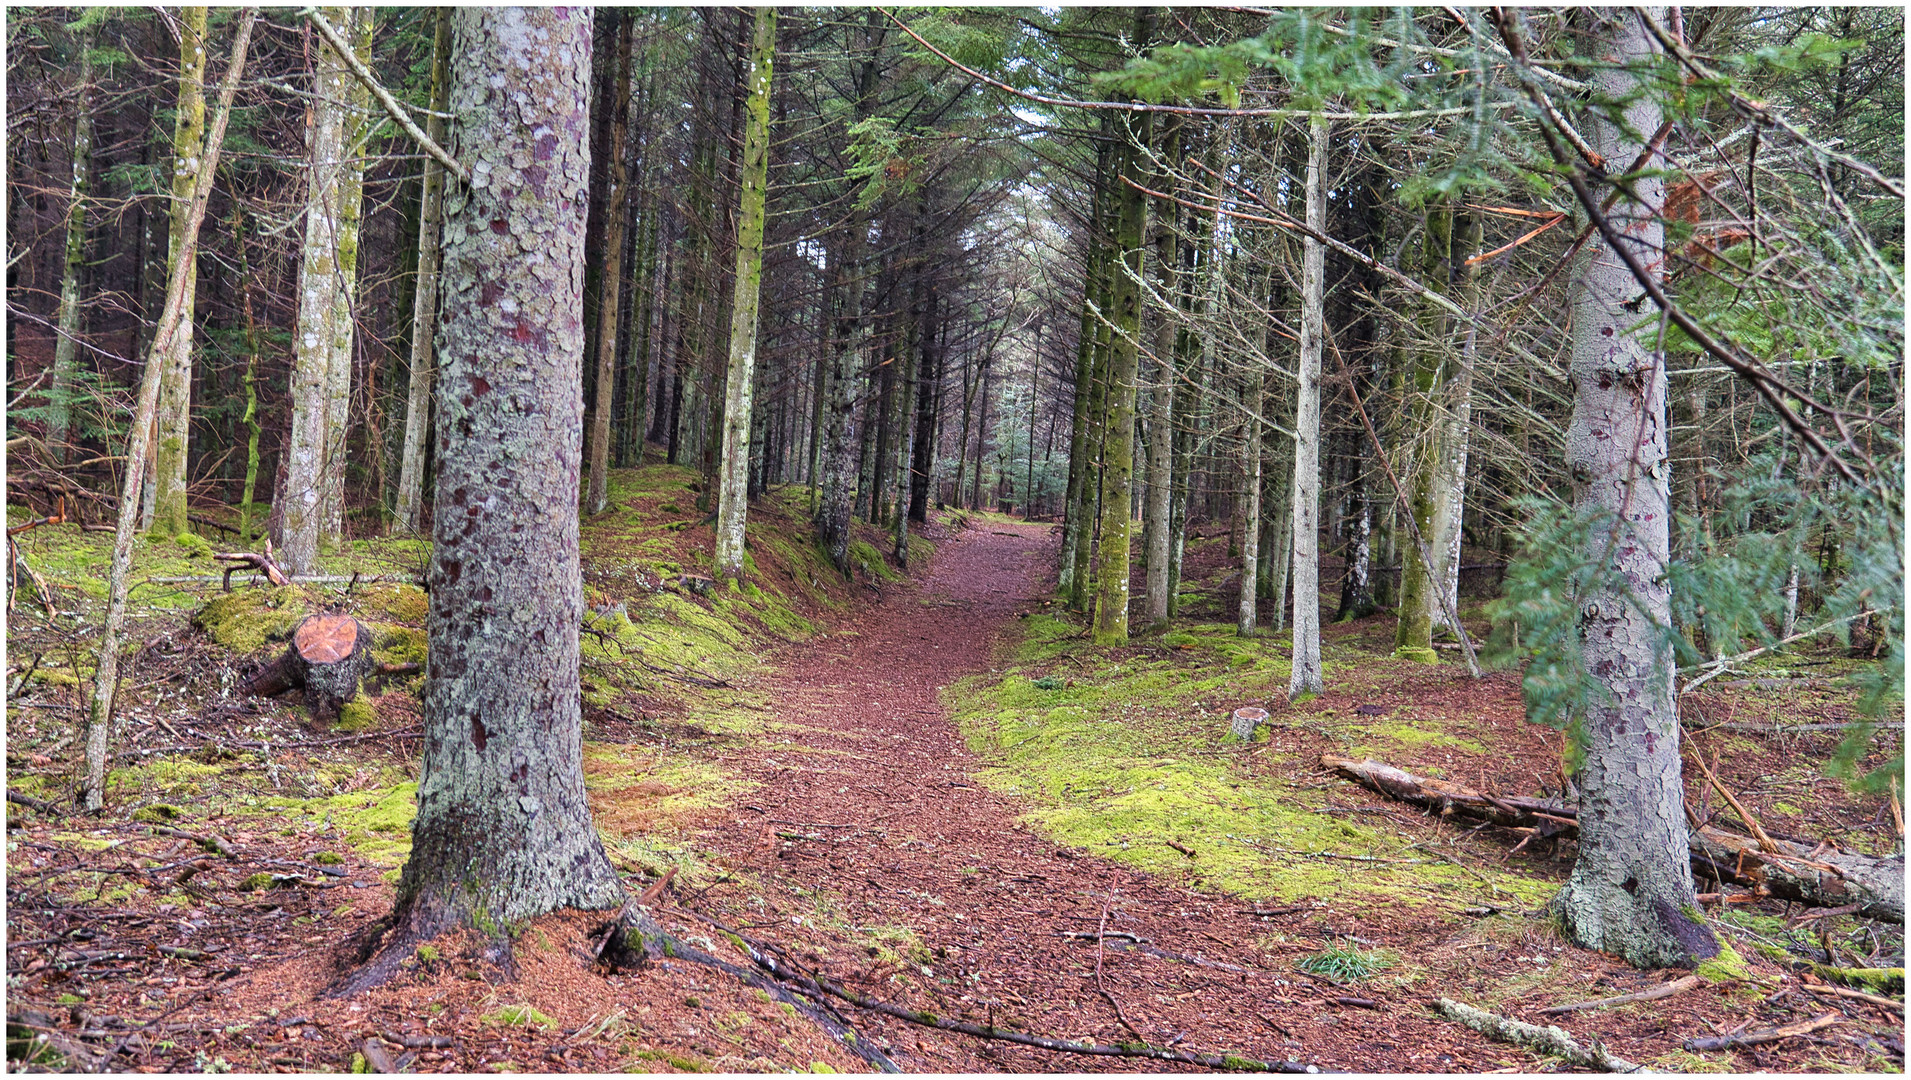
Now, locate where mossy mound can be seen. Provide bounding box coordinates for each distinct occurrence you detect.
[192,586,314,654]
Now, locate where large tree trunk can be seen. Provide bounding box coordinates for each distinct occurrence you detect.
[150,7,207,539]
[339,10,625,995]
[392,8,451,535]
[586,14,634,516]
[1287,116,1327,700]
[1550,7,1717,970]
[84,11,257,811]
[1091,54,1150,646]
[713,7,776,580]
[46,30,94,464]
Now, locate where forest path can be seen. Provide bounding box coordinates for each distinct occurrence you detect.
[687,522,1456,1072]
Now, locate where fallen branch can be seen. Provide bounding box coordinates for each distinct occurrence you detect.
[212,542,289,589]
[1323,754,1904,923]
[1538,974,1702,1015]
[1801,983,1905,1011]
[7,788,65,816]
[1434,997,1647,1072]
[1683,1011,1841,1052]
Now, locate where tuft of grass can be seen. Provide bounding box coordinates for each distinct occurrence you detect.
[481,1005,556,1030]
[1297,940,1393,982]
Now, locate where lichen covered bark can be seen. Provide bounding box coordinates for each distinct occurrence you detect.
[1091,102,1149,646]
[275,5,355,576]
[1286,117,1327,699]
[151,7,206,538]
[317,8,372,549]
[1551,6,1717,969]
[714,7,776,579]
[394,6,625,937]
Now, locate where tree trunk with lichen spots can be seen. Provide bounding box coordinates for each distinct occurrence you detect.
[1393,205,1451,663]
[393,7,451,535]
[1551,6,1718,970]
[150,6,206,539]
[334,8,625,996]
[1287,116,1326,700]
[275,5,356,576]
[318,8,372,549]
[714,7,775,580]
[46,29,94,463]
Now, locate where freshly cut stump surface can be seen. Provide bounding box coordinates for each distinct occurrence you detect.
[247,613,374,725]
[691,524,1493,1072]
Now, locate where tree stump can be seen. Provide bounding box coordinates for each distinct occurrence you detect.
[246,614,375,724]
[1230,706,1269,740]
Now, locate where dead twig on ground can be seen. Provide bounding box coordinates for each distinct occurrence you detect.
[1684,1011,1842,1052]
[1538,974,1703,1015]
[1434,997,1647,1072]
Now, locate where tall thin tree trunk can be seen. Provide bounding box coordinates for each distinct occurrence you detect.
[587,13,634,515]
[318,8,372,548]
[1237,369,1264,637]
[392,7,451,534]
[1142,120,1180,628]
[150,7,207,538]
[85,11,257,811]
[46,31,94,463]
[1287,115,1327,700]
[713,7,776,580]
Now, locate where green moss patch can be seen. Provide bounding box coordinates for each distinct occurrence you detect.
[261,783,418,867]
[947,614,1550,912]
[192,586,313,654]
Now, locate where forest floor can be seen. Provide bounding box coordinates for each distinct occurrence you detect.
[4,477,1904,1073]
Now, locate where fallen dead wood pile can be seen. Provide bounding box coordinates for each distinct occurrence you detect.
[1321,755,1903,924]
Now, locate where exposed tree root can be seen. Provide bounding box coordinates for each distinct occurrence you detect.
[666,905,1319,1073]
[1434,997,1649,1072]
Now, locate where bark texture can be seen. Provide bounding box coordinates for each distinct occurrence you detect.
[1237,369,1264,637]
[1286,117,1327,699]
[714,7,776,580]
[386,7,625,956]
[246,614,375,725]
[317,9,372,550]
[275,5,359,576]
[1551,6,1717,969]
[150,7,207,539]
[392,8,451,535]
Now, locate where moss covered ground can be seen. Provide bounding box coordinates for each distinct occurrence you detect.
[948,613,1553,913]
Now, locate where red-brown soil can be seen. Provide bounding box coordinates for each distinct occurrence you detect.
[6,519,1903,1073]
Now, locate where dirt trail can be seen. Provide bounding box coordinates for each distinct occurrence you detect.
[692,522,1466,1072]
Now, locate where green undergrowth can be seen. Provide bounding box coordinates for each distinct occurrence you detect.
[948,612,1552,913]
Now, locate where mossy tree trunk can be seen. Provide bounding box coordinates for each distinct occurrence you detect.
[337,9,626,994]
[150,6,206,539]
[1286,115,1327,700]
[392,7,451,535]
[714,8,777,580]
[1090,33,1151,646]
[1550,6,1718,970]
[46,28,94,463]
[84,11,257,811]
[1393,205,1452,663]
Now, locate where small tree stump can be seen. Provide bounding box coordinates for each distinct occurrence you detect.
[1230,706,1269,741]
[246,614,375,724]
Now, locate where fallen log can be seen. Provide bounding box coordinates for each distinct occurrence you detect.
[1433,998,1646,1073]
[1322,755,1903,923]
[246,614,376,724]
